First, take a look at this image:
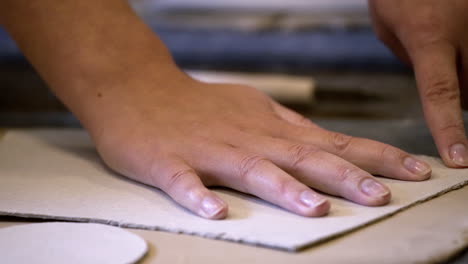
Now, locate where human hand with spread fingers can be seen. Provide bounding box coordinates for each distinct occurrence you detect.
[83,77,432,219]
[0,0,445,220]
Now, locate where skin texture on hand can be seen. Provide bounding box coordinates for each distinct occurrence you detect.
[369,0,468,168]
[0,0,433,219]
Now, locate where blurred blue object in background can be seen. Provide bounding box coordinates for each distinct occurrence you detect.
[0,24,401,71]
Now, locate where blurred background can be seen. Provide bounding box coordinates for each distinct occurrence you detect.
[1,0,466,158]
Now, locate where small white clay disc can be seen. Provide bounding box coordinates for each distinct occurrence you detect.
[0,222,148,264]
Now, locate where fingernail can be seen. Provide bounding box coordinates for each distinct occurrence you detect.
[360,178,390,198]
[299,190,326,207]
[403,156,431,176]
[201,196,224,218]
[449,143,468,166]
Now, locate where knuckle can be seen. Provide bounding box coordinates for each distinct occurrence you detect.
[424,77,459,104]
[409,24,439,44]
[272,179,293,198]
[237,155,268,183]
[336,167,363,184]
[403,21,449,54]
[165,168,195,192]
[328,132,353,154]
[287,144,320,170]
[379,144,404,162]
[438,121,465,134]
[404,12,443,47]
[295,115,313,126]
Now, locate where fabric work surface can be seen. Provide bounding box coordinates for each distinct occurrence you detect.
[0,130,467,251]
[0,222,148,264]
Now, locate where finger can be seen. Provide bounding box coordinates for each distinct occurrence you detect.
[410,41,468,167]
[189,143,330,217]
[278,124,431,181]
[234,135,391,207]
[147,158,228,219]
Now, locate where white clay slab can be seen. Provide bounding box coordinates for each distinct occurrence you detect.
[0,130,467,251]
[0,222,147,264]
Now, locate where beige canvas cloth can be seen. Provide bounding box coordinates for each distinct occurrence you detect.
[0,130,467,251]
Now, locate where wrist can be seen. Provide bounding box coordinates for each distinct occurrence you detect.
[62,57,190,128]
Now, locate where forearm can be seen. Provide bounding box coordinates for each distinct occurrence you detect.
[0,0,182,126]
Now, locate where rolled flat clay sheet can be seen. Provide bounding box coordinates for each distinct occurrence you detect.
[0,222,147,264]
[0,130,467,251]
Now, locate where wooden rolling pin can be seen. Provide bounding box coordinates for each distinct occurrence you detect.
[186,70,315,104]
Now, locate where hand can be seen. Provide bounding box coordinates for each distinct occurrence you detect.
[83,73,431,219]
[368,0,468,167]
